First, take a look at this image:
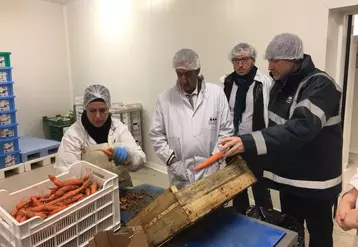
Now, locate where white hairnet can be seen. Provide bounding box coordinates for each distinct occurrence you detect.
[83,84,111,108]
[265,33,304,60]
[229,43,257,61]
[172,49,200,70]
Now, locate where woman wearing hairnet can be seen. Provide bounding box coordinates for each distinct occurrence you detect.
[55,85,146,188]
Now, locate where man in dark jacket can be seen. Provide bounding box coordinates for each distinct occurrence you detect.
[219,33,342,247]
[221,43,273,213]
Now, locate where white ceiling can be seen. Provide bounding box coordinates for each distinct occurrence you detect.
[41,0,73,4]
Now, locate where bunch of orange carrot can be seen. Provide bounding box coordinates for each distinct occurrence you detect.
[10,173,100,223]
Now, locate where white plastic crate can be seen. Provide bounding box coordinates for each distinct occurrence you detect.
[0,161,120,247]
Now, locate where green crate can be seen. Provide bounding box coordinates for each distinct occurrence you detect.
[0,52,11,67]
[43,115,73,141]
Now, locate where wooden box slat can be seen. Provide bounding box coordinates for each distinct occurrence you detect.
[127,158,256,247]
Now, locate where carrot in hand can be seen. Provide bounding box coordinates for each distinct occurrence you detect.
[194,152,225,171]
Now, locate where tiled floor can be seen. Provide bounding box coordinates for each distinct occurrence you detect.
[0,164,356,246]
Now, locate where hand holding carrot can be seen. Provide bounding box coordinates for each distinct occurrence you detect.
[218,137,245,157]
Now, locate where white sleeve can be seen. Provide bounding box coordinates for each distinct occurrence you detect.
[54,133,82,175]
[115,125,146,171]
[149,97,174,165]
[212,90,235,154]
[345,168,358,193]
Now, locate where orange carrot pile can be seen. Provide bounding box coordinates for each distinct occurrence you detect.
[10,173,100,223]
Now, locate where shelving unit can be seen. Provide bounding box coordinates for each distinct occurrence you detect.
[0,52,20,169]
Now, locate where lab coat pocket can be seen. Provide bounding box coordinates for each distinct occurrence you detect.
[169,160,190,182]
[167,136,182,159]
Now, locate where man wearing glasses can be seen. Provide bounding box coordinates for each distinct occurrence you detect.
[150,48,234,189]
[221,43,273,213]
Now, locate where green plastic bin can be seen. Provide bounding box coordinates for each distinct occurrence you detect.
[0,52,11,67]
[43,115,74,141]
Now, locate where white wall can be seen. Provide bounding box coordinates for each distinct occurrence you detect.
[0,0,72,137]
[64,0,358,168]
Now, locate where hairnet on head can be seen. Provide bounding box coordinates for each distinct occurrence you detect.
[265,33,304,60]
[229,43,257,61]
[83,84,111,108]
[172,48,200,70]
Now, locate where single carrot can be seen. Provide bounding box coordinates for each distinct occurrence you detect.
[31,196,41,206]
[48,175,65,187]
[48,175,83,187]
[194,152,225,171]
[94,148,113,158]
[19,215,27,223]
[16,199,32,210]
[90,182,98,194]
[85,188,91,196]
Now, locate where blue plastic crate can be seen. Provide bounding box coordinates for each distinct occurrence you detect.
[0,123,18,139]
[0,136,19,154]
[0,110,17,126]
[0,96,15,112]
[0,82,14,97]
[0,150,20,168]
[0,67,12,83]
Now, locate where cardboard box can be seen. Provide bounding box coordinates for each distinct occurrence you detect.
[89,226,148,247]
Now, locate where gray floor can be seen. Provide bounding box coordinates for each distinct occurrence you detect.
[0,164,356,246]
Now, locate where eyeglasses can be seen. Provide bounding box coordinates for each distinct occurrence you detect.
[232,57,251,65]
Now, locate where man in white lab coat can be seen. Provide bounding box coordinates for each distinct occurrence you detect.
[150,48,234,189]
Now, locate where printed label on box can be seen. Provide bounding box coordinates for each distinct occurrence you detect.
[0,100,10,111]
[0,57,5,67]
[0,86,8,96]
[0,72,7,82]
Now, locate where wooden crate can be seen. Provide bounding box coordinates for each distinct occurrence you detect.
[128,158,256,247]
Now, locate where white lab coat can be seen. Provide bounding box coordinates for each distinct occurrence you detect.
[54,117,146,174]
[149,81,234,189]
[220,70,273,130]
[344,171,358,247]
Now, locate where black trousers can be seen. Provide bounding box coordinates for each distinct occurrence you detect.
[232,158,273,214]
[233,179,273,214]
[280,192,335,247]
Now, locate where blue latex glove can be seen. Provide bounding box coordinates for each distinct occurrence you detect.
[113,147,128,166]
